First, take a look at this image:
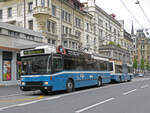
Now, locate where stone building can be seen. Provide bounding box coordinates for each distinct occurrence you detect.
[136,29,150,68]
[0,0,96,52]
[83,0,123,48]
[0,22,44,85]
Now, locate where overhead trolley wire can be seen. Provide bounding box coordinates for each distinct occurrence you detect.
[120,0,143,29]
[136,1,150,25]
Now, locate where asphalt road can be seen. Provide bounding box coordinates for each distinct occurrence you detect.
[0,77,150,113]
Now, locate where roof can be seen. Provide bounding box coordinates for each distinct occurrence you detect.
[0,22,43,38]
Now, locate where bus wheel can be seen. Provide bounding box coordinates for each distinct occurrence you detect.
[40,89,51,95]
[66,79,74,93]
[97,77,102,87]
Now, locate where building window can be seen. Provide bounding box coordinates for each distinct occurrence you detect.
[61,10,64,20]
[86,23,89,31]
[17,4,22,17]
[75,30,81,38]
[0,10,3,19]
[2,51,12,81]
[64,41,67,47]
[36,0,38,6]
[94,37,96,45]
[72,42,75,49]
[8,7,12,17]
[48,39,50,43]
[86,35,89,44]
[52,5,56,16]
[41,0,45,7]
[28,20,33,30]
[28,2,33,13]
[8,30,20,37]
[47,20,56,34]
[52,40,56,45]
[75,17,81,28]
[61,10,71,23]
[98,18,103,26]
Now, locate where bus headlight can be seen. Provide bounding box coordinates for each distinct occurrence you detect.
[21,82,25,86]
[44,82,49,85]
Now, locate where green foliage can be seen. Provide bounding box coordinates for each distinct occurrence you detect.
[140,58,145,70]
[146,61,150,70]
[109,41,115,45]
[117,44,121,47]
[133,58,138,69]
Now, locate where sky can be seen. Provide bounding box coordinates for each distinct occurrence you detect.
[81,0,150,34]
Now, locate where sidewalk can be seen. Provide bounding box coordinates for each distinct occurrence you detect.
[0,85,22,97]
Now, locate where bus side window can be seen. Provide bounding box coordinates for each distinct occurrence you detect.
[52,56,63,73]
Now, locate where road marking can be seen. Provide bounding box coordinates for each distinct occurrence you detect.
[141,84,149,89]
[0,96,43,103]
[0,96,60,111]
[122,89,137,95]
[75,98,115,113]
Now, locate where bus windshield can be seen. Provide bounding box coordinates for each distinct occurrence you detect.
[21,55,51,75]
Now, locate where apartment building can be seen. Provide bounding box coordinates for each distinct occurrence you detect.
[0,0,96,52]
[136,29,150,68]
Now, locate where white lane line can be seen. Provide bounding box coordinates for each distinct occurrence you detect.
[141,85,149,89]
[0,96,61,111]
[122,89,137,95]
[75,98,115,113]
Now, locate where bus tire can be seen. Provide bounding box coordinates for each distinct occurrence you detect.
[97,77,102,87]
[66,79,74,93]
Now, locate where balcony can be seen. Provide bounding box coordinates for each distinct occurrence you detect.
[62,34,80,42]
[33,6,51,18]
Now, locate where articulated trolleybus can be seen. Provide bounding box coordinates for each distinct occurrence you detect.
[20,45,111,94]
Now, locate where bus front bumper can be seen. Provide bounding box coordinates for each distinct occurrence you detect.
[20,86,52,91]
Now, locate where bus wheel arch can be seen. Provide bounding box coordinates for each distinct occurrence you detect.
[66,78,74,93]
[97,77,102,87]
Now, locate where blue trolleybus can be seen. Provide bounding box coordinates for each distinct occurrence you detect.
[109,61,132,83]
[20,45,111,94]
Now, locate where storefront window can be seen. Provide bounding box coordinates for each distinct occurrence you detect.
[3,60,11,81]
[2,51,12,81]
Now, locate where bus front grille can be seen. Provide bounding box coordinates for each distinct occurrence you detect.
[26,82,43,86]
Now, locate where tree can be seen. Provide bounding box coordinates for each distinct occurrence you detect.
[133,58,138,69]
[146,61,150,70]
[117,44,121,48]
[109,41,115,45]
[140,58,145,70]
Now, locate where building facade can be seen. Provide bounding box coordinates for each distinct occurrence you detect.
[0,0,96,52]
[0,22,44,85]
[136,29,150,69]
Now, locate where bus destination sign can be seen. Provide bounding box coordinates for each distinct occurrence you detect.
[23,49,45,56]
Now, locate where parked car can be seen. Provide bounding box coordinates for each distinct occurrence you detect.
[138,73,144,77]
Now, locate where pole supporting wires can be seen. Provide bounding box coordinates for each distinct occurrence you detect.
[120,0,143,29]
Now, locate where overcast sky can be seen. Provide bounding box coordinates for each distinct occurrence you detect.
[81,0,150,34]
